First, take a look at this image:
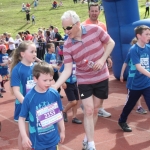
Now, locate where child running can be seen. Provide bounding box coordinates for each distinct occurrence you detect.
[120,37,147,114]
[118,25,150,132]
[59,62,82,124]
[10,41,37,150]
[45,43,62,98]
[0,44,10,93]
[18,62,65,149]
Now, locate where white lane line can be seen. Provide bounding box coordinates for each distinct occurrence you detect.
[0,114,17,125]
[95,134,134,145]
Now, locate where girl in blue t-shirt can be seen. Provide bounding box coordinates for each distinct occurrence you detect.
[45,43,62,97]
[10,41,37,150]
[0,45,10,94]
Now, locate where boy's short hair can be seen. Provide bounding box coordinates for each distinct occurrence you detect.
[134,25,150,38]
[33,61,54,79]
[46,43,54,52]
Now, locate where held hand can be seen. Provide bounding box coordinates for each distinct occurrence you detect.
[62,83,67,89]
[120,75,124,82]
[107,58,113,68]
[59,131,65,143]
[93,58,105,71]
[22,136,32,149]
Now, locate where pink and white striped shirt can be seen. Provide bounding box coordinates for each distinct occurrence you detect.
[63,24,110,84]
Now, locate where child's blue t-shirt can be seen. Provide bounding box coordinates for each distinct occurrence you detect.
[59,63,77,83]
[127,44,150,90]
[45,53,57,72]
[11,62,35,120]
[19,87,63,149]
[0,53,9,76]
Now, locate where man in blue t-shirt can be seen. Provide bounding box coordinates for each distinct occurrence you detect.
[18,62,65,150]
[118,25,150,132]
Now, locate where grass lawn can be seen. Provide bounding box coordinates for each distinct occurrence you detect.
[0,0,146,37]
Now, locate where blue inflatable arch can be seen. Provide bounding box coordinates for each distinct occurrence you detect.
[102,0,150,80]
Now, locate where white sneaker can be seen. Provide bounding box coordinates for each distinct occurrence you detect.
[98,108,111,118]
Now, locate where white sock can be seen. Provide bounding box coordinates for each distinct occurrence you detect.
[83,135,88,142]
[88,141,95,148]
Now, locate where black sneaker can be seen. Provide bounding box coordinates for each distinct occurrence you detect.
[0,94,3,98]
[72,118,82,124]
[63,112,68,122]
[118,122,132,132]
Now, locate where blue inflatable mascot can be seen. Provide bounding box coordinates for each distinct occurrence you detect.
[102,0,150,80]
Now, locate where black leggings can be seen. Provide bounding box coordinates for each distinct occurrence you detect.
[145,7,149,16]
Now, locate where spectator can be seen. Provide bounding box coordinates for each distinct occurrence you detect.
[58,1,63,6]
[25,7,30,23]
[33,0,38,9]
[49,25,55,40]
[73,0,77,4]
[22,3,26,11]
[5,33,15,56]
[26,2,30,8]
[24,31,33,41]
[14,34,22,48]
[52,1,57,8]
[145,0,150,18]
[37,29,46,60]
[32,14,35,25]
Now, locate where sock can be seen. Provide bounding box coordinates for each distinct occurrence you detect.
[83,135,88,142]
[88,141,95,148]
[137,106,141,109]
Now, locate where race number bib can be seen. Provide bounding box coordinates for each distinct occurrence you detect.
[36,102,62,128]
[26,80,36,93]
[140,58,149,71]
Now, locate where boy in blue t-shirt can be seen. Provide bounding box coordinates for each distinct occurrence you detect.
[18,62,65,150]
[59,62,82,124]
[118,25,150,132]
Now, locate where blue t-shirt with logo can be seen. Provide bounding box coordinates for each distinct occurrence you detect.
[0,53,9,76]
[59,63,77,83]
[45,53,57,72]
[127,44,150,90]
[19,87,63,149]
[11,62,35,120]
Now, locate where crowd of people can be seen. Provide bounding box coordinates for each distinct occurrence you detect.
[0,2,150,150]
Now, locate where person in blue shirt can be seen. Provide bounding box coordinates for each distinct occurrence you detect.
[59,62,82,124]
[18,61,65,150]
[11,41,37,150]
[120,37,147,115]
[118,25,150,132]
[45,43,63,98]
[0,44,10,93]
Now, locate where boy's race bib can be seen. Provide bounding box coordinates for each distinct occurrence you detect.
[36,102,62,128]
